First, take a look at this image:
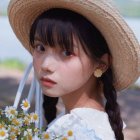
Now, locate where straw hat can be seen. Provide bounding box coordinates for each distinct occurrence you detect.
[8,0,140,91]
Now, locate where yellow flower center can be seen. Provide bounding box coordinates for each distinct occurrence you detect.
[67,130,73,136]
[10,127,15,132]
[12,119,20,126]
[24,119,30,125]
[10,135,16,139]
[23,101,29,108]
[0,131,6,137]
[10,109,16,115]
[62,137,68,140]
[44,133,50,139]
[33,114,38,120]
[15,129,19,135]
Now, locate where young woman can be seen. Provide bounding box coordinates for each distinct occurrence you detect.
[8,0,140,140]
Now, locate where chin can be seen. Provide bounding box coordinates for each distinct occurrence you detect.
[42,91,60,98]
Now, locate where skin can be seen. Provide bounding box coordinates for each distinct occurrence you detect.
[33,35,109,113]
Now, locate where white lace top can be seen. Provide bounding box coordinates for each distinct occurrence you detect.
[46,108,125,140]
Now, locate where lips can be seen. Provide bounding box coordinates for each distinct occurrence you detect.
[40,77,57,88]
[40,77,56,83]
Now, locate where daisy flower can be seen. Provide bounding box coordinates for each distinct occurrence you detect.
[0,128,9,140]
[67,130,73,137]
[4,106,18,119]
[30,112,39,123]
[23,116,31,125]
[34,128,39,133]
[9,126,20,136]
[42,132,50,140]
[9,133,17,140]
[61,130,74,140]
[0,98,76,139]
[20,99,30,111]
[24,129,33,139]
[11,118,23,127]
[61,137,68,140]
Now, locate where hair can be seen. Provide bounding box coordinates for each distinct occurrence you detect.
[30,8,124,140]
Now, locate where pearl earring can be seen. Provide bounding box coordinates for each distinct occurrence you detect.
[94,69,103,78]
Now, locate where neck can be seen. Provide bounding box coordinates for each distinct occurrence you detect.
[61,81,105,113]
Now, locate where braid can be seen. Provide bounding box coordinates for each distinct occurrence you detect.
[43,95,59,125]
[100,68,124,140]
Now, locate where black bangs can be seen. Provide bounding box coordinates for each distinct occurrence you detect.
[30,8,110,60]
[30,9,80,52]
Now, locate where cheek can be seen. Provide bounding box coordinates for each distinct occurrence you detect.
[58,58,95,91]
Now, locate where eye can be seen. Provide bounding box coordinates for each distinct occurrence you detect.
[62,50,73,57]
[34,44,45,52]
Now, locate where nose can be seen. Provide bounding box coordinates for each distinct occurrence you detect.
[41,54,57,73]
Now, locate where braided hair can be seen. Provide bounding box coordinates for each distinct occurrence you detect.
[101,68,124,140]
[43,95,58,124]
[30,8,124,140]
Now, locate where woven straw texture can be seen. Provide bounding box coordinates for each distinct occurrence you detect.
[8,0,140,91]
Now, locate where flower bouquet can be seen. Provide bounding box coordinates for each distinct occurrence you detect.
[0,64,74,140]
[0,99,74,140]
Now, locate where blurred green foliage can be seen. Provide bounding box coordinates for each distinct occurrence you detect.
[0,59,26,71]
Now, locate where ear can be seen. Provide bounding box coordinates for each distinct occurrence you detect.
[98,53,111,73]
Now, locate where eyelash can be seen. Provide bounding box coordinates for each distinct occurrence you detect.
[33,43,74,57]
[34,44,45,52]
[62,50,74,57]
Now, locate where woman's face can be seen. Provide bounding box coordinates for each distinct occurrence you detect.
[33,36,98,97]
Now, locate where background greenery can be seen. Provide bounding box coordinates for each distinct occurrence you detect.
[0,59,26,71]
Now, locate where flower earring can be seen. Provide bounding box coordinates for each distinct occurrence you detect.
[94,69,103,78]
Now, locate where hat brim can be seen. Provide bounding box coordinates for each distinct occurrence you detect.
[8,0,140,91]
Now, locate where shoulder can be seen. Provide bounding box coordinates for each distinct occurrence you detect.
[47,111,101,140]
[71,108,116,140]
[47,108,116,140]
